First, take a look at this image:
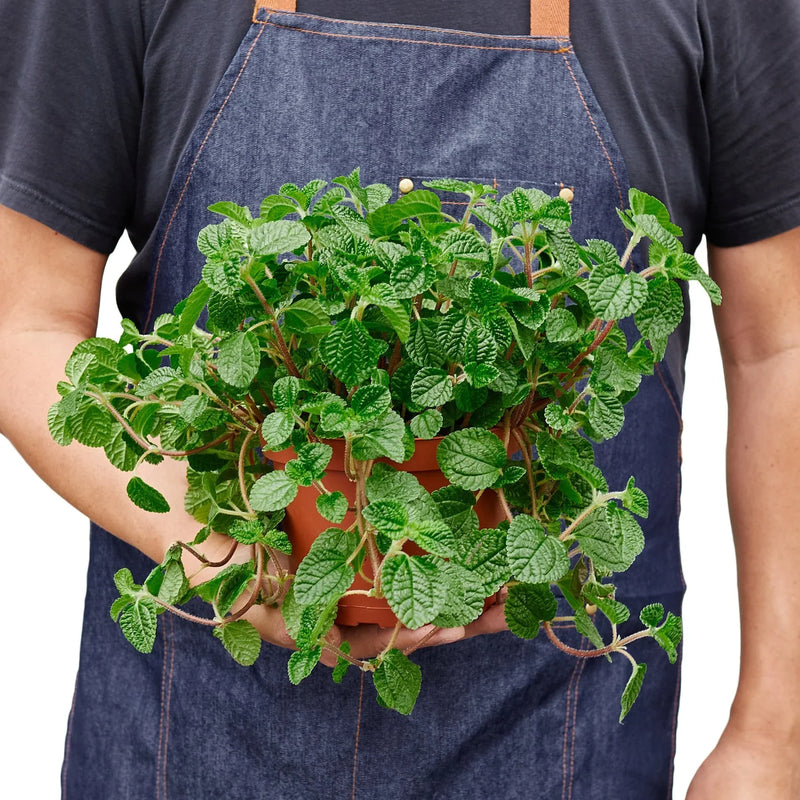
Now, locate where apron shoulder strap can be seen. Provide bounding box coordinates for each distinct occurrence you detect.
[252,1,570,39]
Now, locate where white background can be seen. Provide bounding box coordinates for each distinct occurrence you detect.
[0,237,737,797]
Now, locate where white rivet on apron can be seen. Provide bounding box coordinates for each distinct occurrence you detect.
[559,186,574,202]
[398,178,414,194]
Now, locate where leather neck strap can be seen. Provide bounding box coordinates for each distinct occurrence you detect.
[253,1,570,38]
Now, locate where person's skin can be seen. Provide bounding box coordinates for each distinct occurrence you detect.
[1,203,799,796]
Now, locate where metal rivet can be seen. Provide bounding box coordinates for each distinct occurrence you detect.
[398,178,414,194]
[559,187,575,202]
[584,603,598,615]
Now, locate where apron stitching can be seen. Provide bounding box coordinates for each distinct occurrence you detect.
[565,638,588,800]
[560,644,583,799]
[155,617,169,799]
[254,8,569,42]
[351,670,366,800]
[161,615,177,800]
[654,363,682,425]
[145,22,268,330]
[559,53,626,213]
[666,658,682,799]
[60,680,78,798]
[261,20,572,54]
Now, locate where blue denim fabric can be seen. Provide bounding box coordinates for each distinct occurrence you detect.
[64,8,685,798]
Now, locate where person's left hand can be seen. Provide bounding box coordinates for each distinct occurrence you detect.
[685,719,800,799]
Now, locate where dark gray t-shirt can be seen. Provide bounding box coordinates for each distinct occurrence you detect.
[2,0,800,326]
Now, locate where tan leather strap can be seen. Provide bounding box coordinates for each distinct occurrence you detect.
[253,0,296,13]
[531,0,570,37]
[252,1,570,38]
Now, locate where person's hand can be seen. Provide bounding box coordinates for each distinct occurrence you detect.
[241,562,510,668]
[685,718,800,799]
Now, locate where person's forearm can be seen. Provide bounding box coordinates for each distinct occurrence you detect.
[0,328,225,564]
[723,351,800,743]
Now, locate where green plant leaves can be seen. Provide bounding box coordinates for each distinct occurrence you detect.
[126,477,170,513]
[506,515,570,583]
[119,597,158,654]
[619,662,647,723]
[249,219,311,256]
[372,649,422,715]
[293,527,359,606]
[504,582,557,639]
[586,263,648,320]
[217,331,260,388]
[214,620,262,666]
[288,647,322,684]
[250,471,298,512]
[316,491,348,523]
[321,319,387,387]
[411,367,453,407]
[437,429,507,491]
[382,553,447,629]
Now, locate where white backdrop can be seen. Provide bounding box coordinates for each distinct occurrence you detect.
[0,237,736,797]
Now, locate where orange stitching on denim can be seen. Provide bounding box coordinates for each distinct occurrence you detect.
[565,645,588,799]
[559,52,625,213]
[261,18,572,53]
[61,681,78,797]
[159,614,176,800]
[253,8,570,41]
[654,363,682,425]
[155,615,169,800]
[561,639,583,799]
[144,22,268,330]
[666,664,682,798]
[351,671,365,800]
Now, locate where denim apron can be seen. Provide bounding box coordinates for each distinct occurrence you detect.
[63,2,686,797]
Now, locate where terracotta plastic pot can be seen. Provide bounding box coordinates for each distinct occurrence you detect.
[267,431,519,627]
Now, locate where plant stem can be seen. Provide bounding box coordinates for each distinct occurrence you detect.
[243,274,301,377]
[497,487,515,523]
[542,621,652,658]
[179,538,239,568]
[238,431,256,516]
[512,427,539,520]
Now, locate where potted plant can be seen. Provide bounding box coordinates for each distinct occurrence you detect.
[49,170,720,718]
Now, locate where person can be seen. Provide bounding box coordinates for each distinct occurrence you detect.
[1,0,799,797]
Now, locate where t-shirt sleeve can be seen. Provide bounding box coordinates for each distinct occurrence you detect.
[701,0,800,247]
[0,0,145,254]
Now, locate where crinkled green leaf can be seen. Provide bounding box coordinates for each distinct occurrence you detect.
[411,367,453,408]
[293,527,359,606]
[216,331,260,388]
[261,411,294,449]
[382,553,447,629]
[409,408,443,439]
[545,308,582,343]
[639,603,665,628]
[351,410,406,462]
[405,519,456,558]
[214,620,262,666]
[127,476,170,513]
[587,394,625,440]
[507,515,570,583]
[372,649,422,715]
[437,428,507,491]
[119,597,158,654]
[363,500,409,537]
[249,219,310,256]
[504,582,557,639]
[316,491,349,523]
[351,385,391,419]
[287,647,322,684]
[250,471,298,512]
[620,662,647,723]
[321,319,387,387]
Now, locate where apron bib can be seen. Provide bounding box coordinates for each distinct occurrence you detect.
[64,3,685,797]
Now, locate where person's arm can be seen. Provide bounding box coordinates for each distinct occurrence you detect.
[0,205,504,661]
[686,226,800,799]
